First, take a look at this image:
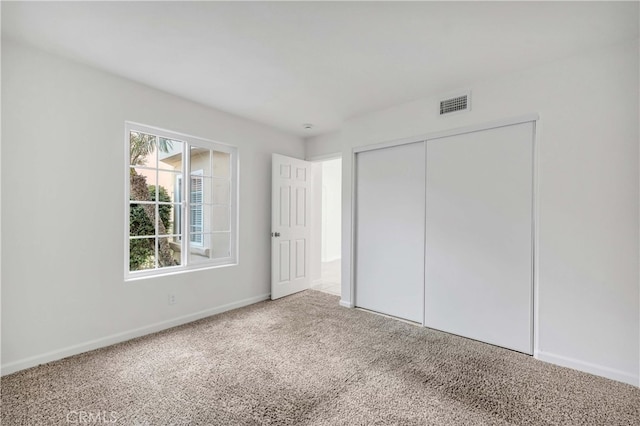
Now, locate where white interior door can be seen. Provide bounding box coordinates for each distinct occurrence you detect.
[425,122,534,354]
[271,154,312,299]
[355,142,425,323]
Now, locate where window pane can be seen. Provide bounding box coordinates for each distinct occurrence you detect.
[189,206,204,242]
[157,171,181,204]
[174,175,184,235]
[189,235,211,264]
[212,205,230,231]
[129,168,157,202]
[190,147,211,177]
[189,204,212,234]
[187,231,230,263]
[189,174,204,204]
[213,151,230,178]
[129,237,156,271]
[158,237,181,268]
[157,139,183,171]
[156,203,179,236]
[190,176,211,204]
[129,132,156,168]
[212,232,231,259]
[213,179,230,204]
[130,203,156,237]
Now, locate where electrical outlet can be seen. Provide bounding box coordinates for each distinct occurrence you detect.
[168,294,176,305]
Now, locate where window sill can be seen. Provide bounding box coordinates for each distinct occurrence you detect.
[125,260,237,282]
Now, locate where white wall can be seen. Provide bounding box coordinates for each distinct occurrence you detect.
[321,158,341,263]
[1,40,305,373]
[306,131,342,163]
[306,39,640,386]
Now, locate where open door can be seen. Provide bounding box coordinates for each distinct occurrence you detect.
[271,154,312,299]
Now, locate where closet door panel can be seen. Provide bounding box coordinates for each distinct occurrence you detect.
[425,122,534,354]
[355,142,425,323]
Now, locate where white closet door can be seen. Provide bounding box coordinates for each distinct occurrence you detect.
[425,122,534,354]
[355,142,425,323]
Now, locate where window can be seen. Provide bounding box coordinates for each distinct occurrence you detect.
[126,123,237,279]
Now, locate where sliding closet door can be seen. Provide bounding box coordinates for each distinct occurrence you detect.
[355,142,425,323]
[425,122,534,354]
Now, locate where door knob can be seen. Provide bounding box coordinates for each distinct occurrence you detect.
[272,232,280,237]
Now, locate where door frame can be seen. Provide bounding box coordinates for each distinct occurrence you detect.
[350,113,540,351]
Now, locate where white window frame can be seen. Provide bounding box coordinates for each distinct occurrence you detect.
[125,122,238,280]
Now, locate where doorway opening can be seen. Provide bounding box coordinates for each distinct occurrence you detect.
[311,157,342,296]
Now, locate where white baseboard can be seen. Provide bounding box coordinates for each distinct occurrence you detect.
[339,300,354,308]
[1,293,270,376]
[535,351,639,387]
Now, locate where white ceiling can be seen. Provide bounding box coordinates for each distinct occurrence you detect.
[3,2,638,138]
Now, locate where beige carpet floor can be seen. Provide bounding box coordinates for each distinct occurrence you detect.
[2,290,639,425]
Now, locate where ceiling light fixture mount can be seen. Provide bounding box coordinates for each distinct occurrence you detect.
[302,123,314,130]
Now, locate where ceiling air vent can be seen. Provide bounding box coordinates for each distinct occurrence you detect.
[440,93,470,115]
